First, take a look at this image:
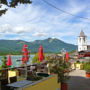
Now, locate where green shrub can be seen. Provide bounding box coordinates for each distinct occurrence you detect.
[48,59,70,84]
[32,53,45,64]
[76,60,81,64]
[32,53,39,64]
[0,56,8,69]
[0,56,8,77]
[84,62,90,73]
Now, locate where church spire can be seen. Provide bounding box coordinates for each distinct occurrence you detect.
[79,30,86,37]
[78,29,87,51]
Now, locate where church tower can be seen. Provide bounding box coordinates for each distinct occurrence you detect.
[78,30,87,51]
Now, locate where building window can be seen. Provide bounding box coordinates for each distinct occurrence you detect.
[79,38,81,42]
[83,38,85,43]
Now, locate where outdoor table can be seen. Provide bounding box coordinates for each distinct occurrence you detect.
[7,80,33,90]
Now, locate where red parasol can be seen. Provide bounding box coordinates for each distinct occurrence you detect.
[65,51,69,62]
[39,45,44,62]
[22,44,30,79]
[22,44,30,64]
[7,54,12,66]
[24,44,27,47]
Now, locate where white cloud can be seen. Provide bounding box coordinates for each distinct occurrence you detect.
[0,1,90,44]
[32,31,48,38]
[68,0,86,14]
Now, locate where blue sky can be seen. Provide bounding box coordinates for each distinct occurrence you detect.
[0,0,90,45]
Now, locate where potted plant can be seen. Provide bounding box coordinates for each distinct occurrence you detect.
[84,62,90,77]
[48,58,70,90]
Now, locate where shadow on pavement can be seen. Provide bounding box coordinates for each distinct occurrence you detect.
[68,76,90,90]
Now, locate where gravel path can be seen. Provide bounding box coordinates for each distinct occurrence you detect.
[68,70,90,90]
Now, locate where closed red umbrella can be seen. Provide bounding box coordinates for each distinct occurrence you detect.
[22,44,30,79]
[22,44,30,64]
[22,55,25,62]
[65,51,69,62]
[7,54,12,66]
[39,45,44,62]
[24,44,27,47]
[23,47,27,52]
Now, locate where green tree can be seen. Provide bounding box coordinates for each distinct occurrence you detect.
[0,0,32,16]
[0,56,8,69]
[32,53,45,64]
[32,53,40,64]
[69,50,76,54]
[48,58,70,84]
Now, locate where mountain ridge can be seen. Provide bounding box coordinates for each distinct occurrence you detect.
[0,38,77,53]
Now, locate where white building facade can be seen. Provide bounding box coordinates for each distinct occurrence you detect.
[78,30,87,51]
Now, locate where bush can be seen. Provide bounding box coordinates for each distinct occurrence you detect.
[48,59,70,84]
[32,53,45,64]
[84,62,90,73]
[0,56,8,69]
[0,56,8,78]
[76,60,80,64]
[32,53,39,64]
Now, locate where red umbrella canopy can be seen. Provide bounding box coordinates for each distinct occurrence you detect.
[7,54,12,66]
[22,44,30,64]
[24,44,28,47]
[65,51,69,62]
[39,45,44,62]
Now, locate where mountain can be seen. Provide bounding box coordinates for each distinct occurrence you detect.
[0,38,77,53]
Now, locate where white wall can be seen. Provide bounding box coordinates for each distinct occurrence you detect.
[78,37,87,51]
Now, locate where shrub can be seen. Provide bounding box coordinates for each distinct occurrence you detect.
[0,56,8,69]
[32,53,39,64]
[76,60,81,64]
[32,53,45,64]
[48,59,70,84]
[0,56,8,78]
[84,62,90,73]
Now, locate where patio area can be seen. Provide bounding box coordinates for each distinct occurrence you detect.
[0,61,49,90]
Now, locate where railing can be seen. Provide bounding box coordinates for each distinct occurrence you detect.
[0,61,48,80]
[0,62,49,90]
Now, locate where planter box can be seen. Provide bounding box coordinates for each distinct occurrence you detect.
[61,83,68,90]
[86,72,90,78]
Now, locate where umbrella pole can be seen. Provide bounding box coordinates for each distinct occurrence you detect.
[25,60,27,79]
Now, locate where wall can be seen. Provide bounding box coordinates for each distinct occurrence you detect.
[24,75,60,90]
[76,64,83,70]
[78,37,87,51]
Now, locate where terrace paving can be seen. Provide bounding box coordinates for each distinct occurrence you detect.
[68,69,90,90]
